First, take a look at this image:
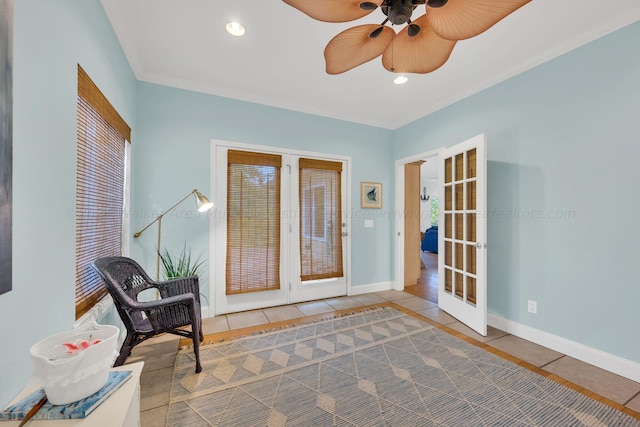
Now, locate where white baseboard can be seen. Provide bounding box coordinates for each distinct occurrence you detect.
[488,312,640,383]
[349,281,393,296]
[201,305,211,319]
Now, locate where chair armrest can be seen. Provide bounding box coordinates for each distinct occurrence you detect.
[155,276,201,302]
[134,293,196,311]
[113,290,195,312]
[139,293,201,333]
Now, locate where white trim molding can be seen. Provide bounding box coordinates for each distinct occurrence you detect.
[488,312,640,384]
[348,281,393,296]
[74,294,115,329]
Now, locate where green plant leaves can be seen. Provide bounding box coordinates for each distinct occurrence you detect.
[158,244,206,280]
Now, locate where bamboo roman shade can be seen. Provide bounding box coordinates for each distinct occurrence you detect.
[299,158,343,281]
[226,150,282,295]
[77,66,131,142]
[75,66,130,319]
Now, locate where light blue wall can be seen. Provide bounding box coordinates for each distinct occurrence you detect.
[130,83,395,301]
[0,0,136,407]
[2,0,637,410]
[392,22,640,363]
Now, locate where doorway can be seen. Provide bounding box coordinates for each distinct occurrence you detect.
[211,141,351,315]
[395,134,488,336]
[402,155,439,304]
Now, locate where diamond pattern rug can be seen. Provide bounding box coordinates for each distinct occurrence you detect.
[167,307,639,426]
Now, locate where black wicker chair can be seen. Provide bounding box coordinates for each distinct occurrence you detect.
[92,256,203,373]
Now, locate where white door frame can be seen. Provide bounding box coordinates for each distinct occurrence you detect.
[209,139,352,316]
[394,147,445,290]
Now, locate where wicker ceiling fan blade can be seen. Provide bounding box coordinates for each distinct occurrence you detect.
[427,0,531,40]
[325,25,395,74]
[382,15,456,74]
[283,0,383,23]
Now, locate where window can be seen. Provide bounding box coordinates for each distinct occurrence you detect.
[431,196,439,226]
[75,65,131,319]
[226,150,282,295]
[302,186,326,240]
[299,158,343,282]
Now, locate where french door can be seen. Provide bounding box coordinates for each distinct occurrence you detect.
[438,134,488,336]
[213,143,349,315]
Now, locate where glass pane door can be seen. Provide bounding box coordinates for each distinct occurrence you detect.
[439,134,487,336]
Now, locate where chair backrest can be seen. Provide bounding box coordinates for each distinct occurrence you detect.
[92,257,156,330]
[93,257,155,299]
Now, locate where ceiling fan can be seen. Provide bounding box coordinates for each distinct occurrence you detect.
[283,0,531,75]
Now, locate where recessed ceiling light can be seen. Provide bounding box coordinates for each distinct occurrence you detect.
[226,22,245,37]
[394,76,408,85]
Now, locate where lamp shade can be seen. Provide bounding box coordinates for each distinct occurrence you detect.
[194,190,214,212]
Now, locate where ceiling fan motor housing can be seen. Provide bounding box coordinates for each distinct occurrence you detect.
[385,0,415,25]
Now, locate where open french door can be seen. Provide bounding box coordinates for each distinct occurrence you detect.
[438,134,488,336]
[213,143,349,315]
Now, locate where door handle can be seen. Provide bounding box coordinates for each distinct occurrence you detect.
[342,232,348,237]
[475,242,486,249]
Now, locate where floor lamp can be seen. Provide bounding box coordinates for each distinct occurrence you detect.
[133,189,214,281]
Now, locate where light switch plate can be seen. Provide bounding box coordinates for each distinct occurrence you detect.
[364,220,374,228]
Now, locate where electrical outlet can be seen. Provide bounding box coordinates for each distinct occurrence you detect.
[527,300,537,314]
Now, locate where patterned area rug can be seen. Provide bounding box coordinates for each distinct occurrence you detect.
[167,308,639,426]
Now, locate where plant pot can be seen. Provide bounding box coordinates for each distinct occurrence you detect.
[29,322,119,405]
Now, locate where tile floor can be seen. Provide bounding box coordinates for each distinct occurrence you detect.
[123,290,640,426]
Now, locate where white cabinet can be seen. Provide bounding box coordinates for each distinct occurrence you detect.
[4,362,144,427]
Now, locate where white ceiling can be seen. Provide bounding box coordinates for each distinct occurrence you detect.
[101,0,640,130]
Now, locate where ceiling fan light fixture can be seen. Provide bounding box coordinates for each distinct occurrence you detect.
[407,23,421,37]
[394,75,408,85]
[369,26,384,38]
[426,0,448,8]
[225,21,245,37]
[359,2,378,10]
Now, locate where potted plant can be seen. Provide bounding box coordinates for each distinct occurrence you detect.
[158,244,206,280]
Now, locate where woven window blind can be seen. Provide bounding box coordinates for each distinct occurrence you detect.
[299,158,343,281]
[226,150,282,295]
[75,66,130,319]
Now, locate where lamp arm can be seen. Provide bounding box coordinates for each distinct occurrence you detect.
[133,189,197,238]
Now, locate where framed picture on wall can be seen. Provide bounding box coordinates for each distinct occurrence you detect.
[361,182,382,209]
